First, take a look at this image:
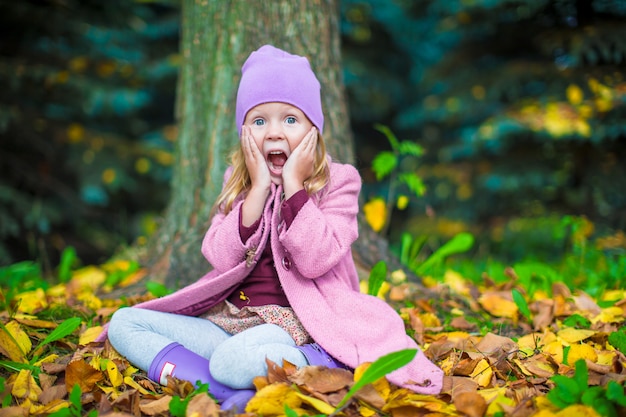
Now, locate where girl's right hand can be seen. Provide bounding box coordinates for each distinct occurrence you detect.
[241,125,271,191]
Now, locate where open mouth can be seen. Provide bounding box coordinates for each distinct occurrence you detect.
[267,151,288,173]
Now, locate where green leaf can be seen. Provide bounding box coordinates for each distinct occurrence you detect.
[371,151,397,181]
[572,359,589,392]
[608,328,626,354]
[336,348,417,409]
[146,281,173,298]
[398,172,426,197]
[284,405,299,417]
[398,141,424,157]
[563,314,591,329]
[34,317,81,352]
[416,232,474,275]
[58,246,77,283]
[169,396,187,417]
[606,380,626,406]
[511,289,532,322]
[368,261,387,296]
[548,375,582,408]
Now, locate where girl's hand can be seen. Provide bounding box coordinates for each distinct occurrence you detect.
[241,125,271,192]
[282,127,317,198]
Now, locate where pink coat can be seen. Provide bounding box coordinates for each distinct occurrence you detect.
[107,159,443,394]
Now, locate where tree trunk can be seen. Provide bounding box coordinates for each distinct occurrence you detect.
[133,0,357,291]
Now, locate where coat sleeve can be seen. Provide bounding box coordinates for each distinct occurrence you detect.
[201,168,267,272]
[279,163,361,278]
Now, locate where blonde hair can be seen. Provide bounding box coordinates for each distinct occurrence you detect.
[213,133,330,215]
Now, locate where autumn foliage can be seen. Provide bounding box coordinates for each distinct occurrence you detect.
[1,248,625,417]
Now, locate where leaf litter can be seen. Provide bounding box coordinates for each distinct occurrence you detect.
[0,259,624,417]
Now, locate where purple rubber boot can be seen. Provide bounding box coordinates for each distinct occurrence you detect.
[148,342,254,412]
[296,343,348,369]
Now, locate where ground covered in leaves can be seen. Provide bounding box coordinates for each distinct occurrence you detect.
[0,259,625,417]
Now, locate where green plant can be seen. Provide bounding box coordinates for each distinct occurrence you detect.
[370,124,426,236]
[547,359,626,417]
[0,317,82,378]
[400,231,474,276]
[335,348,417,411]
[49,384,97,417]
[169,382,210,417]
[367,260,387,296]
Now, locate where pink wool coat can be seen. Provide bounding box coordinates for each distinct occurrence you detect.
[103,159,443,394]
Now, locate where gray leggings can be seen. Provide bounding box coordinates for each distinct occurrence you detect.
[107,307,308,389]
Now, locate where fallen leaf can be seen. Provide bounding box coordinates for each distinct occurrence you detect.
[557,328,595,344]
[245,383,302,415]
[470,359,493,388]
[454,391,487,417]
[185,392,219,417]
[11,370,42,401]
[139,395,172,416]
[65,359,104,392]
[0,320,31,363]
[479,292,518,319]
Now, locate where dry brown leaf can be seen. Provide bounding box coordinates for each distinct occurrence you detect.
[139,395,173,416]
[38,384,67,405]
[289,365,353,393]
[65,359,104,392]
[185,392,220,417]
[454,391,487,417]
[532,299,555,330]
[474,332,518,361]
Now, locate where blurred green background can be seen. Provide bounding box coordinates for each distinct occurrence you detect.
[1,0,625,270]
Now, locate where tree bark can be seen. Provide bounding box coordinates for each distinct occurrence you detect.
[135,0,356,291]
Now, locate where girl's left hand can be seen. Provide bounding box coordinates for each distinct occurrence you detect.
[282,127,317,197]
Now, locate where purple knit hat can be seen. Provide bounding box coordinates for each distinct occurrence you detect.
[236,45,324,136]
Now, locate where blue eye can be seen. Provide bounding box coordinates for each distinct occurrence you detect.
[253,119,265,126]
[285,116,296,124]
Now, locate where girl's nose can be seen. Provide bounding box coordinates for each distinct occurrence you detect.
[265,122,285,140]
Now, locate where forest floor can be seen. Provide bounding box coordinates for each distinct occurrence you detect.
[0,257,625,417]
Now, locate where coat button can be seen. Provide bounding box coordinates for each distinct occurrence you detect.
[281,257,291,270]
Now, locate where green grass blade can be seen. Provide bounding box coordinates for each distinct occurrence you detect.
[336,348,417,409]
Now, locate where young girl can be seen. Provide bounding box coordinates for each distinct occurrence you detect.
[103,45,443,411]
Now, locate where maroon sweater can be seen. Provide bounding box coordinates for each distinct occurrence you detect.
[227,189,308,308]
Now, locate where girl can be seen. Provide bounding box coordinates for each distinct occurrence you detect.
[103,45,443,411]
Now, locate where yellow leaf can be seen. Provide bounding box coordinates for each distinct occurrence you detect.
[245,383,302,415]
[591,306,624,324]
[70,266,106,293]
[123,365,139,377]
[444,270,470,296]
[478,387,514,414]
[567,343,597,365]
[124,376,152,395]
[470,359,492,388]
[543,340,564,363]
[418,312,441,328]
[597,351,617,366]
[363,198,386,232]
[77,292,102,311]
[106,360,124,387]
[0,320,31,363]
[557,328,595,344]
[556,404,602,417]
[15,288,48,314]
[478,292,518,318]
[79,326,104,346]
[34,354,59,367]
[396,195,409,210]
[295,392,335,415]
[12,369,42,401]
[566,84,584,105]
[354,362,391,401]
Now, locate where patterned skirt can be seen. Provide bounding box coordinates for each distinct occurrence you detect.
[201,300,312,346]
